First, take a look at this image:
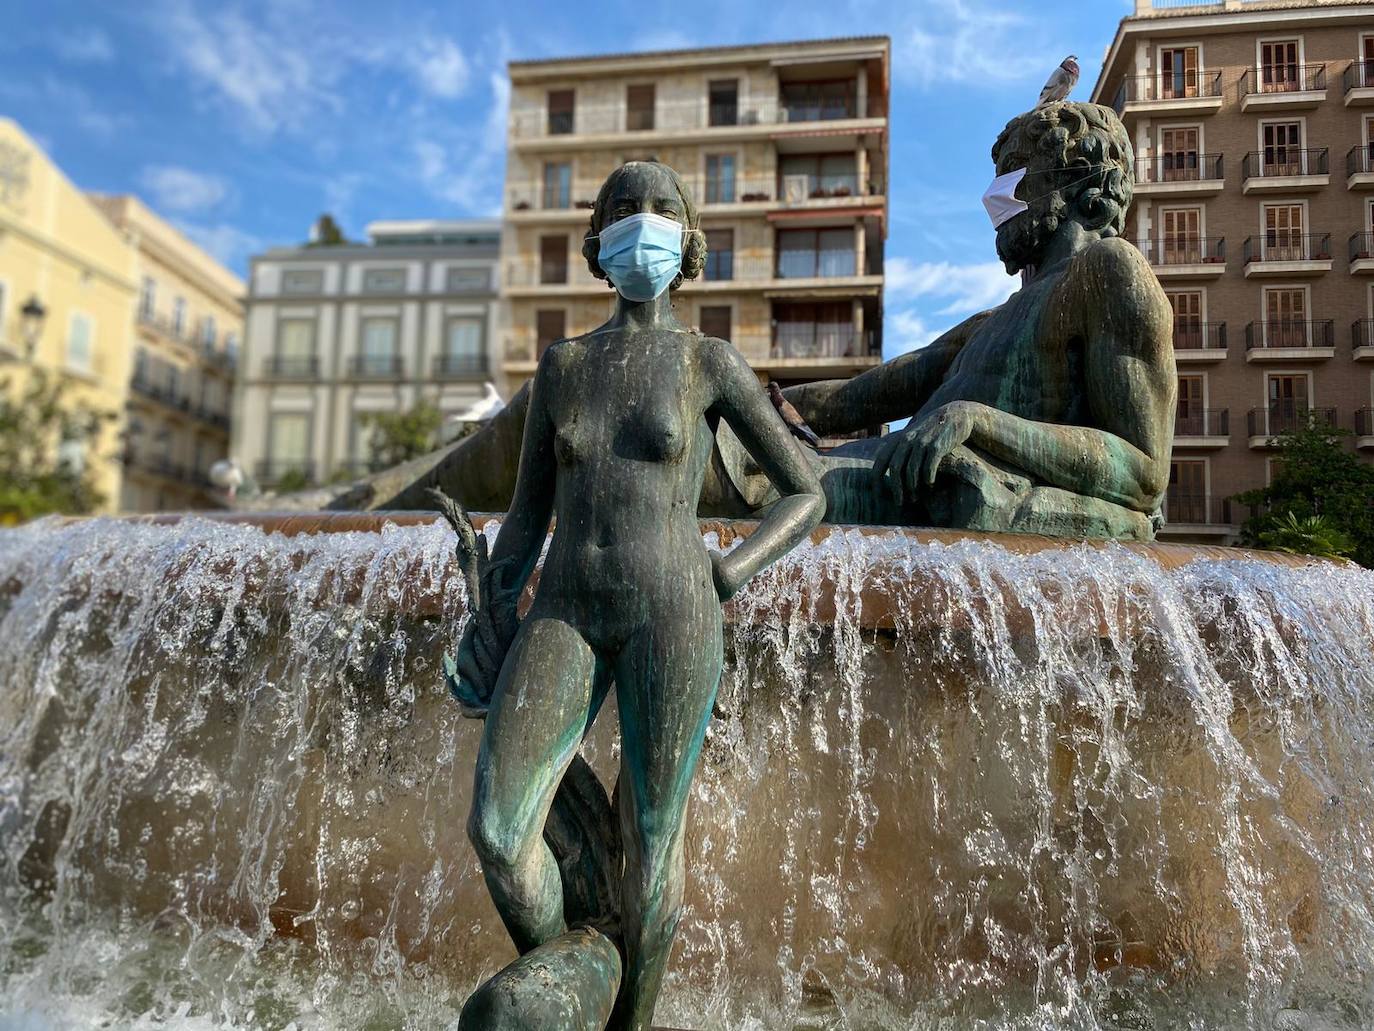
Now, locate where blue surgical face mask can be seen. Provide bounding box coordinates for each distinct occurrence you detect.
[595,212,687,302]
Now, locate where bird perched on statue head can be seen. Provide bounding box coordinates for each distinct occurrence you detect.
[767,381,821,449]
[1038,55,1080,107]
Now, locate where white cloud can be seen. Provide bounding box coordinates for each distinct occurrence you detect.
[888,0,1054,90]
[140,165,229,213]
[55,27,114,64]
[174,220,262,271]
[885,309,937,358]
[885,258,1017,316]
[412,69,509,212]
[413,38,470,98]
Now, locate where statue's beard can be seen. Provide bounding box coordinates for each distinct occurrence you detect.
[995,211,1053,275]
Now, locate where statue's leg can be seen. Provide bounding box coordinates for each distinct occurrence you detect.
[468,615,611,953]
[608,609,725,1030]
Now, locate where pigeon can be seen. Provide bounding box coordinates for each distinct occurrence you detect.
[208,457,244,499]
[1038,55,1080,107]
[767,381,822,449]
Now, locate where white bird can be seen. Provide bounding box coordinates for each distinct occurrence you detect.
[1038,55,1080,107]
[209,458,245,499]
[449,382,506,424]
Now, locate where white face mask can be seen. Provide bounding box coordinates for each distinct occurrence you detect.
[982,167,1028,229]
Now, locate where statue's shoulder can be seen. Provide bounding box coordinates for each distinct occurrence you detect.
[1074,234,1154,279]
[1065,237,1171,353]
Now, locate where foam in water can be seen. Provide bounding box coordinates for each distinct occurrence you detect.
[1,515,1372,1030]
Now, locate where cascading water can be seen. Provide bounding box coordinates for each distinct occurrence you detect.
[1,514,1372,1030]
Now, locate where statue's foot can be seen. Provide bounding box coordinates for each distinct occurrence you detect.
[459,927,622,1030]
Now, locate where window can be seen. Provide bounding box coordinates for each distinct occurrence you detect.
[780,80,856,122]
[540,235,569,284]
[536,309,565,357]
[1167,460,1208,523]
[442,317,484,376]
[772,301,855,357]
[275,319,315,375]
[139,276,156,320]
[201,315,216,348]
[780,153,859,198]
[1159,128,1200,182]
[362,267,406,293]
[1364,35,1374,87]
[776,228,855,279]
[699,306,731,341]
[281,269,324,295]
[268,413,310,463]
[0,279,7,345]
[1160,47,1199,99]
[1261,122,1302,176]
[447,266,489,293]
[704,154,736,204]
[1161,208,1201,264]
[358,318,398,375]
[703,229,734,281]
[172,297,187,337]
[1268,373,1310,432]
[543,162,572,210]
[547,89,574,135]
[1264,287,1308,347]
[708,79,738,126]
[1260,41,1300,93]
[224,333,239,363]
[1177,375,1204,434]
[1263,203,1305,260]
[66,312,94,372]
[626,84,655,131]
[1167,290,1204,348]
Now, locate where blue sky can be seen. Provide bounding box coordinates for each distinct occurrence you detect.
[3,0,1133,359]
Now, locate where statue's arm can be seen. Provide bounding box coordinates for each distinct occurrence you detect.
[780,312,987,436]
[704,339,826,599]
[954,245,1174,511]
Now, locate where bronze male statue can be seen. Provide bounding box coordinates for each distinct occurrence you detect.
[344,102,1174,540]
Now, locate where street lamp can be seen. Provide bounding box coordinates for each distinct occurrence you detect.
[19,294,47,360]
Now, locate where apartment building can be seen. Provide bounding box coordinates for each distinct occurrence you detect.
[0,119,138,513]
[1093,0,1374,542]
[501,37,890,411]
[235,220,501,489]
[90,195,244,512]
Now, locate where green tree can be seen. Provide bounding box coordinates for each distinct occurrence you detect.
[1236,421,1374,567]
[0,369,116,524]
[306,214,347,247]
[363,399,444,469]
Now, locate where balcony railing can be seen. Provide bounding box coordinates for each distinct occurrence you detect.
[1135,237,1226,266]
[130,372,191,411]
[1247,405,1337,437]
[1172,321,1227,351]
[1137,152,1224,184]
[1163,492,1232,527]
[511,94,884,139]
[255,460,315,486]
[1241,148,1328,179]
[1346,60,1374,92]
[1244,320,1334,351]
[1356,407,1374,436]
[1348,145,1374,177]
[771,325,879,360]
[1175,408,1229,437]
[349,354,404,378]
[506,253,869,287]
[1239,64,1327,98]
[433,353,487,379]
[1354,320,1374,351]
[1242,234,1332,264]
[263,355,319,379]
[509,172,884,212]
[123,451,188,483]
[1110,70,1223,112]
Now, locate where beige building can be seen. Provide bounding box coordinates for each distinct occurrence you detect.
[235,220,501,489]
[1093,0,1374,541]
[90,195,244,512]
[0,119,138,513]
[501,37,890,415]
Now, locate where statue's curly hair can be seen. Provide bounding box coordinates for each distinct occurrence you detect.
[581,161,706,291]
[992,101,1134,239]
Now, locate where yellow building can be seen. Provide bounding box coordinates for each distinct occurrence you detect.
[90,195,244,512]
[0,118,138,511]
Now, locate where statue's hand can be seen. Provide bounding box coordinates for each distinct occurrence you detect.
[709,550,742,603]
[873,401,981,501]
[445,558,521,719]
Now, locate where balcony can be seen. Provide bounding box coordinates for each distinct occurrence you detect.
[130,372,192,414]
[1134,153,1224,197]
[433,353,487,380]
[1110,71,1223,117]
[1242,234,1332,277]
[1173,408,1229,447]
[262,355,319,379]
[255,460,316,488]
[1354,320,1374,360]
[1160,492,1233,536]
[1239,64,1327,111]
[1135,237,1226,277]
[1244,320,1335,361]
[137,309,191,345]
[1343,60,1374,105]
[769,325,880,371]
[349,354,404,379]
[508,172,885,217]
[1356,407,1374,448]
[123,450,187,484]
[1350,233,1374,274]
[1247,405,1337,447]
[1241,149,1329,193]
[1346,145,1374,188]
[1173,321,1227,360]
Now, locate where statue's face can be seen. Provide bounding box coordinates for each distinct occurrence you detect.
[992,145,1050,275]
[603,163,687,231]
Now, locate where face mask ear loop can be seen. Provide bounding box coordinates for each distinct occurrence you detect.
[1010,164,1116,207]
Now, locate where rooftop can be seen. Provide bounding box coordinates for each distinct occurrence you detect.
[508,35,889,79]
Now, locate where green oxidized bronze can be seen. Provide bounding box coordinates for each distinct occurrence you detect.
[434,161,826,1029]
[347,102,1175,542]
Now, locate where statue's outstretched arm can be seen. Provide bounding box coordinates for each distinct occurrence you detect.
[780,311,989,437]
[704,339,826,599]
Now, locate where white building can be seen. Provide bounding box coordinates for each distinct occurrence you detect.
[234,220,501,488]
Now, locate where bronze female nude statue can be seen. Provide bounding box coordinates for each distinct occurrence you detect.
[451,160,825,1029]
